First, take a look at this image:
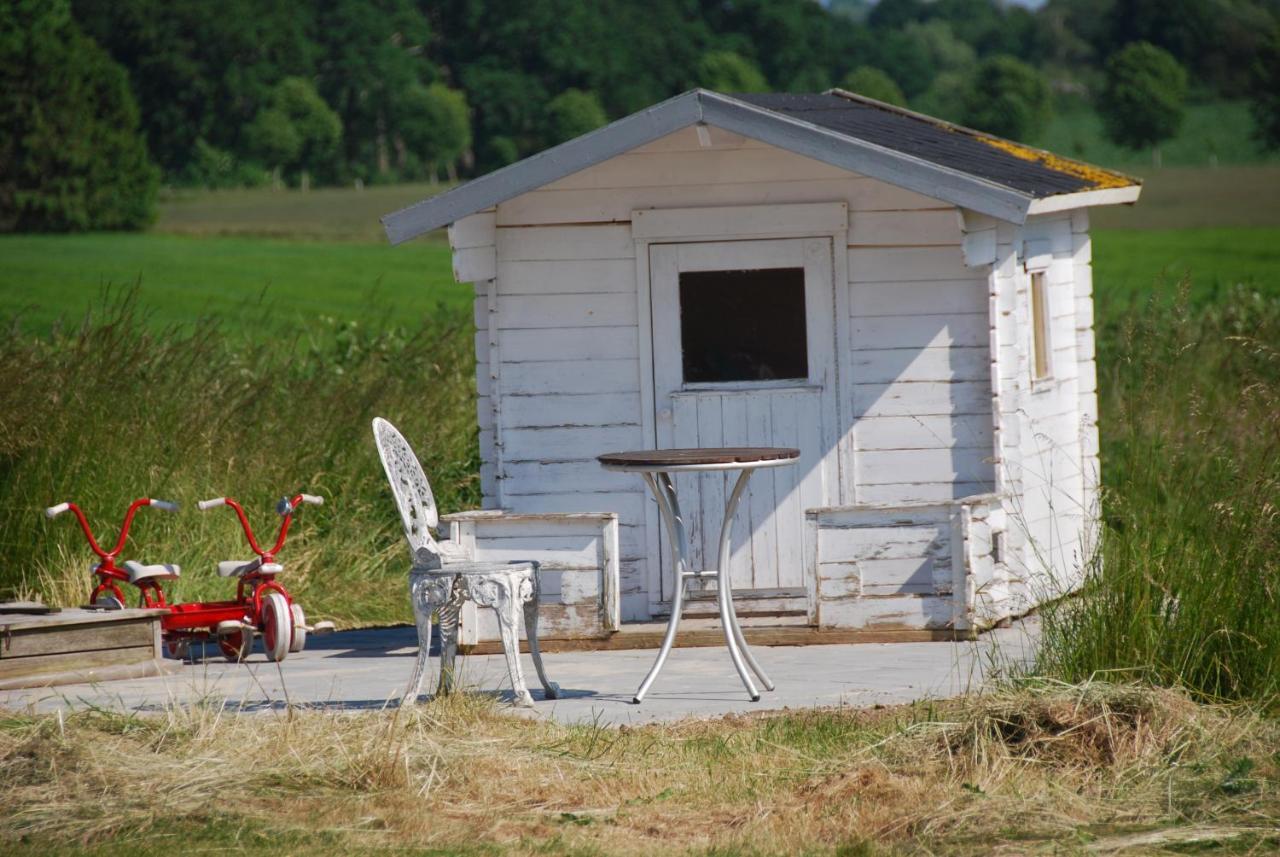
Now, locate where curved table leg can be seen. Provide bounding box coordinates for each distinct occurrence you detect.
[714,470,762,700]
[632,472,691,704]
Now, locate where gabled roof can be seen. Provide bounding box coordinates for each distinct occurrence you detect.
[382,88,1140,244]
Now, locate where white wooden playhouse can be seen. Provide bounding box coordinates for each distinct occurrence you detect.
[382,89,1141,649]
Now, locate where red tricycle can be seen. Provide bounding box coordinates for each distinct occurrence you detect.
[47,492,331,662]
[167,492,328,662]
[45,496,181,610]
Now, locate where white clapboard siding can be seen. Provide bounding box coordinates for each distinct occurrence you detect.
[500,326,638,361]
[500,461,637,495]
[496,224,633,261]
[502,392,642,428]
[851,313,988,350]
[818,594,955,630]
[543,147,858,191]
[848,209,960,245]
[856,414,993,451]
[856,448,993,486]
[850,279,987,317]
[498,177,943,226]
[502,359,639,396]
[857,481,991,505]
[852,380,993,418]
[497,292,637,330]
[848,246,970,282]
[850,346,990,384]
[497,259,636,294]
[502,424,644,462]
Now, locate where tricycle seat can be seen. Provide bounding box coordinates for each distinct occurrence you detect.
[218,559,282,577]
[124,561,181,582]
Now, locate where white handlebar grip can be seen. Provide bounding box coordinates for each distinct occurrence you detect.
[197,498,226,511]
[300,494,324,506]
[45,502,70,518]
[150,499,179,512]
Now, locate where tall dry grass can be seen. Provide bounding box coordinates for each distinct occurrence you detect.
[1,682,1276,854]
[0,289,477,626]
[1038,284,1280,708]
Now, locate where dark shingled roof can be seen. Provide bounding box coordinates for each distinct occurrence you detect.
[736,91,1135,199]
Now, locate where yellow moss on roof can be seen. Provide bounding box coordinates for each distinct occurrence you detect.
[976,135,1138,191]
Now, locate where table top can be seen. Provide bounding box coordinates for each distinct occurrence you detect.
[598,447,800,472]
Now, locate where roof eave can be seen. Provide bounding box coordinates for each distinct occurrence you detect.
[1025,183,1142,216]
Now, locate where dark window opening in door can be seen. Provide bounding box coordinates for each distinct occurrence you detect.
[679,268,808,383]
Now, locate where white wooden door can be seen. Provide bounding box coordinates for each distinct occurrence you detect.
[649,238,838,609]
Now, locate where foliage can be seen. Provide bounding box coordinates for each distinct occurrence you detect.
[1098,41,1188,155]
[960,55,1051,140]
[839,66,905,106]
[1249,31,1280,150]
[0,291,476,626]
[1038,286,1280,707]
[696,50,768,93]
[397,83,472,181]
[544,88,608,144]
[0,0,157,232]
[182,139,267,190]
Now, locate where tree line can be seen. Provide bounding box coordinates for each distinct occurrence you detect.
[3,0,1279,231]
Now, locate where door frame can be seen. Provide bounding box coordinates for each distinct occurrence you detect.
[631,202,853,620]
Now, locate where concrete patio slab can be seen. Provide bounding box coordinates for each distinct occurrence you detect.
[0,618,1039,725]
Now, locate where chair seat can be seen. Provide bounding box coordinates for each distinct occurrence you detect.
[124,561,181,582]
[412,560,536,576]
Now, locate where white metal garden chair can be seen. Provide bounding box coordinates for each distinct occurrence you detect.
[372,417,558,707]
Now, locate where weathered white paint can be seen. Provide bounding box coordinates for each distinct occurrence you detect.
[445,511,621,643]
[437,125,1103,636]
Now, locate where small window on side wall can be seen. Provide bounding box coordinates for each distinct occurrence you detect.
[1030,270,1052,381]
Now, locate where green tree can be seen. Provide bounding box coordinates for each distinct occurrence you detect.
[697,50,768,93]
[960,55,1050,140]
[1248,31,1280,150]
[0,0,157,231]
[399,84,472,181]
[545,89,608,145]
[245,77,341,184]
[1097,42,1187,164]
[840,67,906,106]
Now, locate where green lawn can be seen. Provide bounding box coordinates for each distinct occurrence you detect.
[1093,227,1280,304]
[0,232,466,334]
[1034,101,1279,170]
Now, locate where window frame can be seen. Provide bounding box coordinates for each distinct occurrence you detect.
[1028,266,1053,384]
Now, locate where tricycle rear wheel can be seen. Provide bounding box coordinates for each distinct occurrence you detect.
[219,628,252,662]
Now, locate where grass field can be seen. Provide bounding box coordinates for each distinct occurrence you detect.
[1035,101,1279,170]
[3,683,1277,855]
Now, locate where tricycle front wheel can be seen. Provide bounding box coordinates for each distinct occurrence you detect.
[262,592,292,662]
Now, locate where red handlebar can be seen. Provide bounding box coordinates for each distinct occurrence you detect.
[197,493,321,562]
[45,498,177,561]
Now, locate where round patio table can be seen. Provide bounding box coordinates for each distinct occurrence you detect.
[597,447,800,703]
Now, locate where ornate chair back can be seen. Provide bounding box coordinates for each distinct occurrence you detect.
[372,418,441,566]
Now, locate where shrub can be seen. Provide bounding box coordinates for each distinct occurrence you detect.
[960,55,1050,141]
